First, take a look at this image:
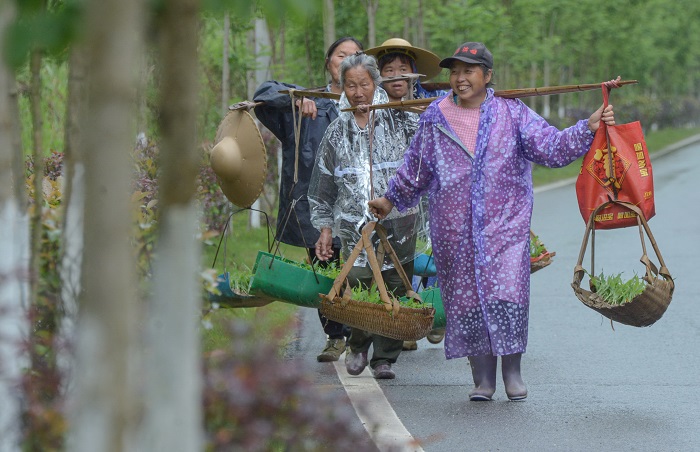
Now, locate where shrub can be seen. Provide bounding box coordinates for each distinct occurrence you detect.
[202,321,374,451]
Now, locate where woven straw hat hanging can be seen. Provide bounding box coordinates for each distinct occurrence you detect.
[210,110,267,208]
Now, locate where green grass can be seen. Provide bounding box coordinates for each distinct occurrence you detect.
[532,126,700,186]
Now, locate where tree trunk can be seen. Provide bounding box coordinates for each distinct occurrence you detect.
[322,0,335,51]
[221,12,230,116]
[59,41,88,385]
[558,65,567,118]
[28,48,43,305]
[141,0,203,449]
[0,2,29,449]
[364,0,379,48]
[542,58,550,118]
[67,0,145,449]
[247,18,271,229]
[416,0,425,48]
[528,60,537,110]
[403,0,410,41]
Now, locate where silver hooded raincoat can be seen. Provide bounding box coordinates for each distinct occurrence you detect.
[308,87,429,269]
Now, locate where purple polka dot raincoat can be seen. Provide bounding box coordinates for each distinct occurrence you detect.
[384,88,595,359]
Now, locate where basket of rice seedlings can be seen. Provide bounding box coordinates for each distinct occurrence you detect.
[320,222,435,341]
[571,200,675,327]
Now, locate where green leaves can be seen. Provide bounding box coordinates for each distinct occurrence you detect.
[348,283,424,309]
[529,234,546,258]
[4,0,81,70]
[588,270,646,306]
[295,260,342,280]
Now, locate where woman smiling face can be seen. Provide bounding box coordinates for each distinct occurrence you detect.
[449,60,491,108]
[343,67,376,107]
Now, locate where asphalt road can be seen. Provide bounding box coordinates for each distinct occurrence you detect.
[290,138,700,451]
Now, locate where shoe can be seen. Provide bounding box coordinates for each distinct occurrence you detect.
[373,363,395,379]
[317,338,346,362]
[345,350,368,375]
[426,328,445,344]
[468,390,493,402]
[468,355,497,402]
[507,391,528,401]
[502,353,528,401]
[402,340,418,351]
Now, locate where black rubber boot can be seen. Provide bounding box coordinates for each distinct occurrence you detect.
[501,353,527,401]
[468,354,497,401]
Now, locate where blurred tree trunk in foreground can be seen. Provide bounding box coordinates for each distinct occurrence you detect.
[141,0,204,449]
[59,41,88,372]
[0,2,29,450]
[67,0,145,448]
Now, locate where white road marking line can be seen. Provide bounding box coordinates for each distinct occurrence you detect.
[333,356,425,452]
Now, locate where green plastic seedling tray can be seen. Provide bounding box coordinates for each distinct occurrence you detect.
[249,251,335,308]
[402,286,445,329]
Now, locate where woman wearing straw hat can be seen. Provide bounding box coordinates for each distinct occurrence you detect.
[369,41,616,399]
[365,38,447,351]
[308,52,429,380]
[365,37,446,102]
[253,37,362,363]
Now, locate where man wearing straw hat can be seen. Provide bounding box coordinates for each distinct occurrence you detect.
[369,41,617,400]
[365,38,447,351]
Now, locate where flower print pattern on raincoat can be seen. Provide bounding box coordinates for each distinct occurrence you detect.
[309,87,430,269]
[385,88,595,359]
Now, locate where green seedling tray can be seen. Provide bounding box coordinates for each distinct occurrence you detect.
[402,286,445,329]
[249,251,335,308]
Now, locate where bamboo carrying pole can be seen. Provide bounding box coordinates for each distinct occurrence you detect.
[341,80,638,112]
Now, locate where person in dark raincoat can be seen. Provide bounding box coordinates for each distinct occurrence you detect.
[369,42,617,400]
[253,37,362,363]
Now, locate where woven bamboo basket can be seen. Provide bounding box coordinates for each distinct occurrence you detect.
[571,201,674,327]
[530,230,556,274]
[319,222,435,341]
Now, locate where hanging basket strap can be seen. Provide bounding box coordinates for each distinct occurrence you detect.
[374,223,422,303]
[361,223,400,315]
[325,221,425,316]
[573,200,674,292]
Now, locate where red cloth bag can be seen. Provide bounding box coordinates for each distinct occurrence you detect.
[575,84,655,229]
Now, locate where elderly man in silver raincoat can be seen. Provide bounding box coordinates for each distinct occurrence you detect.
[308,52,429,380]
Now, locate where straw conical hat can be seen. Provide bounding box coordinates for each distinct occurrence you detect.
[365,38,442,81]
[210,110,267,208]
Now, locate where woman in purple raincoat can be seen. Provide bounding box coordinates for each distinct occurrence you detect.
[369,42,616,401]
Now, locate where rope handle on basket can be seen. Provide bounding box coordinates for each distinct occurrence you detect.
[572,200,673,292]
[373,223,423,304]
[324,222,420,315]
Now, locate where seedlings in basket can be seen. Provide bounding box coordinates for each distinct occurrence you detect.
[350,283,385,304]
[529,234,547,258]
[349,283,425,309]
[295,260,343,280]
[228,265,254,294]
[587,270,646,306]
